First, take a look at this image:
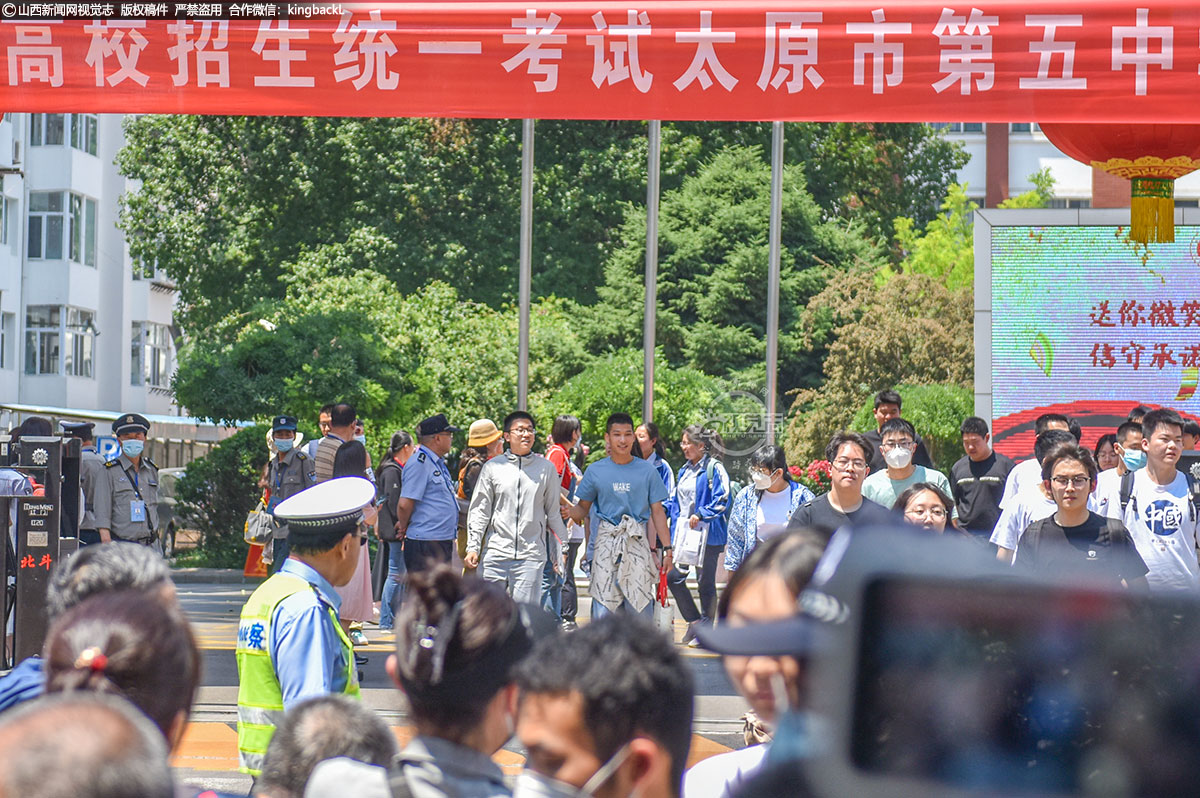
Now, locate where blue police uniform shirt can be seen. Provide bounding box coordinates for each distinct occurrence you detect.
[399,445,458,541]
[576,457,669,525]
[270,558,351,709]
[0,656,44,712]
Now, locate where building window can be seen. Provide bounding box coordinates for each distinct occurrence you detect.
[132,257,156,281]
[0,197,8,246]
[30,114,64,146]
[64,308,94,378]
[28,191,64,260]
[1046,198,1092,209]
[0,312,12,370]
[24,305,60,375]
[131,321,172,388]
[29,191,96,266]
[69,113,98,156]
[931,122,984,134]
[24,305,94,377]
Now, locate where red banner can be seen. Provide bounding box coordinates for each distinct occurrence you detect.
[1,2,1199,121]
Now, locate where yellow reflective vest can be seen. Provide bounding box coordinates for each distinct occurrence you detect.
[235,571,360,776]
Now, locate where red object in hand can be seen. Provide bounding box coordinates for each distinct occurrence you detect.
[656,564,670,607]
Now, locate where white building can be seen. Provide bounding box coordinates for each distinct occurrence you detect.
[939,122,1200,208]
[0,113,178,418]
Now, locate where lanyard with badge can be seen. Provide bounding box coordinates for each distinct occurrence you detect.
[124,464,151,528]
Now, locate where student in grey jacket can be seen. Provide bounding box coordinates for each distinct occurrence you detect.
[464,411,569,604]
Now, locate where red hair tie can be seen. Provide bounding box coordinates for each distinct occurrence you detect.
[74,647,108,673]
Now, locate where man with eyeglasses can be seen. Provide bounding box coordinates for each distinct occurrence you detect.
[862,418,956,523]
[1014,443,1146,588]
[787,431,896,540]
[465,411,568,605]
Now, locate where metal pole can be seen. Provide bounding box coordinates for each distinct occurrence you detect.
[518,119,534,410]
[765,122,784,447]
[642,120,661,424]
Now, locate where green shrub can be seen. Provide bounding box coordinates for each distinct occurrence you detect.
[850,383,974,474]
[175,424,270,567]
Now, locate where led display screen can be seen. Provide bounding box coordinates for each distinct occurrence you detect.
[989,226,1200,459]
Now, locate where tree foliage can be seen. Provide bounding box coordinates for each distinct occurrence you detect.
[849,383,975,473]
[583,145,882,401]
[784,271,974,463]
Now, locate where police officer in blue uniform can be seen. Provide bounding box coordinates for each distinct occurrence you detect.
[94,414,160,550]
[396,414,461,576]
[60,421,105,546]
[265,415,317,574]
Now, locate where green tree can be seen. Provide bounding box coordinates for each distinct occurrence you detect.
[849,383,975,473]
[583,145,881,400]
[784,271,974,463]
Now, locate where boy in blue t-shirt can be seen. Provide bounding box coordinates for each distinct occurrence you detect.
[570,413,672,617]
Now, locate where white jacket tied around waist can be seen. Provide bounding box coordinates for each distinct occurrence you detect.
[466,451,568,562]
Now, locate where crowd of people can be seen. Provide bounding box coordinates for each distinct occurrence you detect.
[0,389,1198,797]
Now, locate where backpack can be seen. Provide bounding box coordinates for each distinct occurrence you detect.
[375,459,404,543]
[704,459,738,523]
[1119,469,1200,521]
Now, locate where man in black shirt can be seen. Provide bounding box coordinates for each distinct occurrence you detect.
[949,417,1015,538]
[862,389,934,474]
[1014,442,1147,589]
[789,431,897,540]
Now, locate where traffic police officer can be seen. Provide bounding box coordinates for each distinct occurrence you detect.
[60,421,105,546]
[396,413,461,576]
[235,476,370,776]
[265,415,317,574]
[94,414,160,550]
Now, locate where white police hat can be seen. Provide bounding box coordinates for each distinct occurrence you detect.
[273,477,375,538]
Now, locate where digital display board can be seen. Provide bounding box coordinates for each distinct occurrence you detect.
[987,223,1200,459]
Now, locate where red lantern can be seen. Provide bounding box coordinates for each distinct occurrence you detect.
[1040,124,1200,244]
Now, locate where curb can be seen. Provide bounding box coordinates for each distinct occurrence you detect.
[170,568,264,585]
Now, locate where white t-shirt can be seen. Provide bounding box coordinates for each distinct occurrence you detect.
[1101,469,1200,592]
[1093,467,1123,518]
[682,744,770,798]
[999,458,1042,510]
[990,482,1057,553]
[756,489,792,542]
[676,463,702,519]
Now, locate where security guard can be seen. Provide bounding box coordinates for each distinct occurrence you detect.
[94,414,160,550]
[265,415,317,574]
[60,421,105,546]
[235,476,370,776]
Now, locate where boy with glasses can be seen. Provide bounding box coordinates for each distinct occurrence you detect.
[1015,443,1146,589]
[465,411,568,605]
[862,418,956,522]
[787,431,896,540]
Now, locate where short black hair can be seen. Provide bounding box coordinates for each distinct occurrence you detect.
[1115,421,1143,445]
[550,415,581,444]
[1067,418,1082,443]
[0,692,173,798]
[1184,419,1200,438]
[1040,442,1098,483]
[319,404,335,417]
[503,411,536,433]
[878,418,916,440]
[330,403,356,428]
[1128,404,1154,422]
[332,439,367,478]
[1034,413,1070,435]
[1093,433,1117,461]
[258,696,397,798]
[606,412,635,434]
[1142,408,1184,440]
[892,482,953,516]
[960,417,989,437]
[749,445,790,481]
[875,390,902,410]
[824,431,873,465]
[46,542,172,622]
[1034,429,1076,464]
[516,615,694,791]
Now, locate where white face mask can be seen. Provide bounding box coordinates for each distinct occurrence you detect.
[883,446,913,469]
[512,743,631,798]
[750,470,775,490]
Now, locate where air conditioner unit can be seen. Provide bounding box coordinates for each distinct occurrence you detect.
[11,140,20,165]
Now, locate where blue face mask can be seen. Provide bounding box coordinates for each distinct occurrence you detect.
[274,437,294,452]
[354,435,366,445]
[1122,447,1147,471]
[121,439,144,458]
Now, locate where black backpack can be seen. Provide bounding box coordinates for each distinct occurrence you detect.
[1118,469,1200,521]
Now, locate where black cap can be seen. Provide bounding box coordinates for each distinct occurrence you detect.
[59,421,95,439]
[112,413,151,436]
[417,414,460,437]
[272,415,298,432]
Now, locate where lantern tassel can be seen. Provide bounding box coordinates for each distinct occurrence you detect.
[1130,177,1175,243]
